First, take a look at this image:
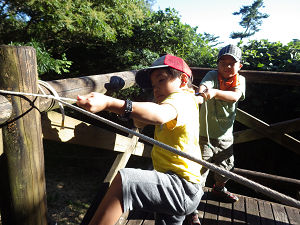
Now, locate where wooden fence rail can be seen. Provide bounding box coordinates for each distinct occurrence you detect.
[1,45,300,225]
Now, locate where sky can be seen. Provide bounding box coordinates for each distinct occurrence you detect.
[152,0,300,46]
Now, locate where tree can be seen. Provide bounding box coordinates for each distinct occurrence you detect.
[0,0,151,77]
[230,0,269,41]
[125,8,217,68]
[0,1,215,78]
[241,39,300,72]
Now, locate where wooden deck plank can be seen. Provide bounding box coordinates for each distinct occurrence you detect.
[126,210,148,225]
[113,190,300,225]
[201,191,219,225]
[232,196,246,224]
[285,206,300,225]
[116,211,129,225]
[258,200,275,225]
[245,197,261,225]
[218,202,233,224]
[197,191,208,223]
[272,203,290,224]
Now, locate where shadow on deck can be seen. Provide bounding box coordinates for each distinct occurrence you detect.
[114,187,300,225]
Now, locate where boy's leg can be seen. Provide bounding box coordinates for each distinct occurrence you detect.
[185,136,214,225]
[199,136,214,187]
[211,139,238,202]
[88,172,123,225]
[200,137,238,203]
[211,182,239,202]
[186,210,201,225]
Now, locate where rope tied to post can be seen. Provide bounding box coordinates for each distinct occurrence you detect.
[0,83,300,209]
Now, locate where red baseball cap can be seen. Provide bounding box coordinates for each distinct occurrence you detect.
[135,54,192,89]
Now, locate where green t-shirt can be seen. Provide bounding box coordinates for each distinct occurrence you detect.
[152,91,202,184]
[199,70,246,140]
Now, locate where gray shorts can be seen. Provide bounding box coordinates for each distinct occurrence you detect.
[120,168,203,225]
[199,136,234,184]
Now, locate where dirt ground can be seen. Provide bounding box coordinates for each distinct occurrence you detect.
[44,140,151,225]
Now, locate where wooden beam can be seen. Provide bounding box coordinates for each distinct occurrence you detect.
[38,71,137,112]
[41,111,152,158]
[234,128,264,144]
[2,68,297,114]
[233,168,300,194]
[234,118,300,144]
[191,67,300,86]
[0,45,47,225]
[104,129,140,185]
[0,67,300,114]
[235,108,300,155]
[1,67,297,114]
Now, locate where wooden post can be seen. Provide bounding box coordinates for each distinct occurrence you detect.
[0,45,47,225]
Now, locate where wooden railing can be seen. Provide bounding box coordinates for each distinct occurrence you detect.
[0,45,300,225]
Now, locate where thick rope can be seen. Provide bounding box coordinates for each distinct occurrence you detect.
[0,88,300,209]
[38,80,66,128]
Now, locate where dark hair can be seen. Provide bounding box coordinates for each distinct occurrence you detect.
[167,67,194,88]
[149,67,194,89]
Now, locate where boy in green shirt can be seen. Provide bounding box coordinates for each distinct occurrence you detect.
[189,44,245,225]
[198,45,245,202]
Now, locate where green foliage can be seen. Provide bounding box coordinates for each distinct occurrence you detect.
[0,0,148,45]
[9,40,72,76]
[241,39,300,72]
[231,0,269,40]
[122,8,217,69]
[1,0,299,78]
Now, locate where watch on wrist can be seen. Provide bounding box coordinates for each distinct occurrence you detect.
[119,99,132,121]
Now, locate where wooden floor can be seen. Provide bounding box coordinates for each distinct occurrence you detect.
[115,188,300,225]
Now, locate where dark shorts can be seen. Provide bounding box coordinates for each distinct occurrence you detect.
[120,168,203,225]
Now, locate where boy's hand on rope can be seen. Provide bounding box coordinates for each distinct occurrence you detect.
[196,88,216,101]
[203,88,217,100]
[196,95,205,104]
[196,87,216,102]
[76,92,111,113]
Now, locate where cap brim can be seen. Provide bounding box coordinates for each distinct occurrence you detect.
[218,53,240,62]
[135,65,169,89]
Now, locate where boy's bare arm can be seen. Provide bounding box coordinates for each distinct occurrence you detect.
[133,119,147,128]
[131,102,177,125]
[76,92,177,125]
[205,88,242,102]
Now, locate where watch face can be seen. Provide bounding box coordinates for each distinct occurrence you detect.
[119,100,132,122]
[125,99,133,113]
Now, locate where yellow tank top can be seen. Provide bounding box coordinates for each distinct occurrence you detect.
[151,91,202,183]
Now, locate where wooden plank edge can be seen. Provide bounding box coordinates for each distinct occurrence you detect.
[41,111,152,158]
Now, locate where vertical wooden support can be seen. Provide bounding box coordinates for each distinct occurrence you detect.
[104,128,140,185]
[0,45,47,225]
